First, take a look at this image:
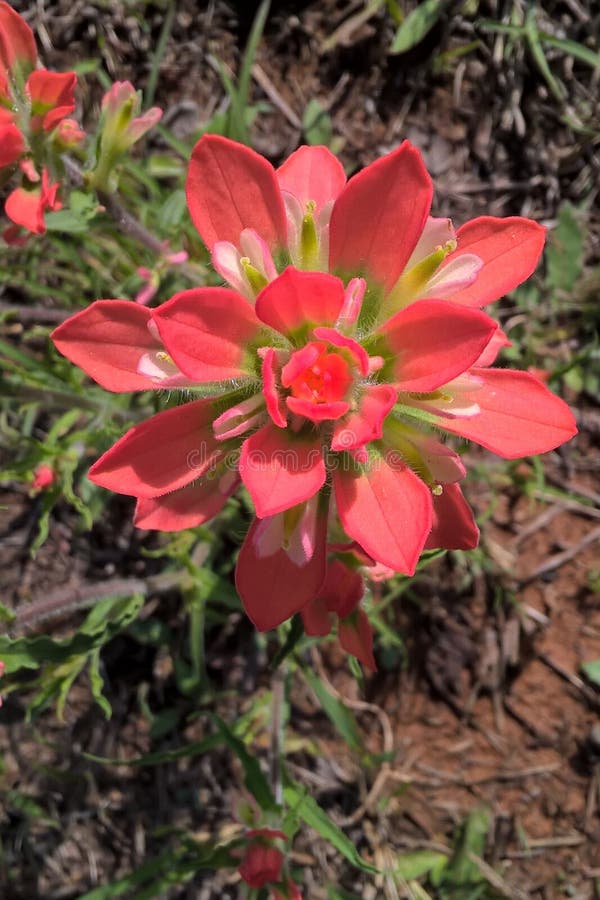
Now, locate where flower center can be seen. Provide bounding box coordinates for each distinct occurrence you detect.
[283,341,353,405]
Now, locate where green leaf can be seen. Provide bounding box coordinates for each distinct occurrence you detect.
[44,210,88,233]
[581,658,600,687]
[540,33,600,70]
[524,7,565,102]
[211,714,278,812]
[158,189,187,229]
[89,648,112,719]
[0,595,144,675]
[302,666,362,752]
[0,602,16,625]
[396,849,448,879]
[283,774,379,874]
[547,202,584,294]
[389,0,448,55]
[84,733,223,767]
[303,98,333,146]
[431,807,490,891]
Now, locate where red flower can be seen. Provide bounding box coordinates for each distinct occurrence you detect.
[52,140,577,633]
[238,829,286,888]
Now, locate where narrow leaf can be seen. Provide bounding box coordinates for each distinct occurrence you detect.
[390,0,448,55]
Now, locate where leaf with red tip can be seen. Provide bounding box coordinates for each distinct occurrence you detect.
[240,424,326,517]
[186,134,286,249]
[236,507,328,630]
[0,2,37,81]
[153,287,262,382]
[329,141,432,291]
[333,450,432,575]
[438,368,578,458]
[425,483,479,550]
[134,472,239,531]
[89,399,220,498]
[255,268,345,342]
[277,145,346,210]
[379,300,497,392]
[51,300,163,392]
[445,217,546,307]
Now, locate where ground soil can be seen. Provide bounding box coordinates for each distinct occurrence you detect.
[1,1,600,898]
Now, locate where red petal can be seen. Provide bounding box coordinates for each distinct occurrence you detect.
[41,104,75,131]
[0,2,37,77]
[134,473,238,531]
[186,134,286,249]
[255,268,345,341]
[27,69,76,117]
[153,287,261,382]
[329,141,432,291]
[380,300,497,392]
[439,368,578,457]
[446,217,546,307]
[89,399,220,498]
[334,452,432,574]
[331,385,396,451]
[239,424,326,517]
[51,300,161,392]
[424,483,479,550]
[276,145,346,210]
[236,507,328,630]
[338,608,376,672]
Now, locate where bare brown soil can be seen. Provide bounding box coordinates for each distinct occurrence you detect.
[2,2,600,898]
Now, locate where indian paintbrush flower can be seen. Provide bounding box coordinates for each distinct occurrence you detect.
[51,137,577,657]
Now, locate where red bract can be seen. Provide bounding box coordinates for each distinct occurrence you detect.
[302,558,376,671]
[53,138,577,647]
[0,108,24,167]
[238,829,286,888]
[0,2,36,93]
[27,69,76,131]
[186,135,546,312]
[5,167,61,234]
